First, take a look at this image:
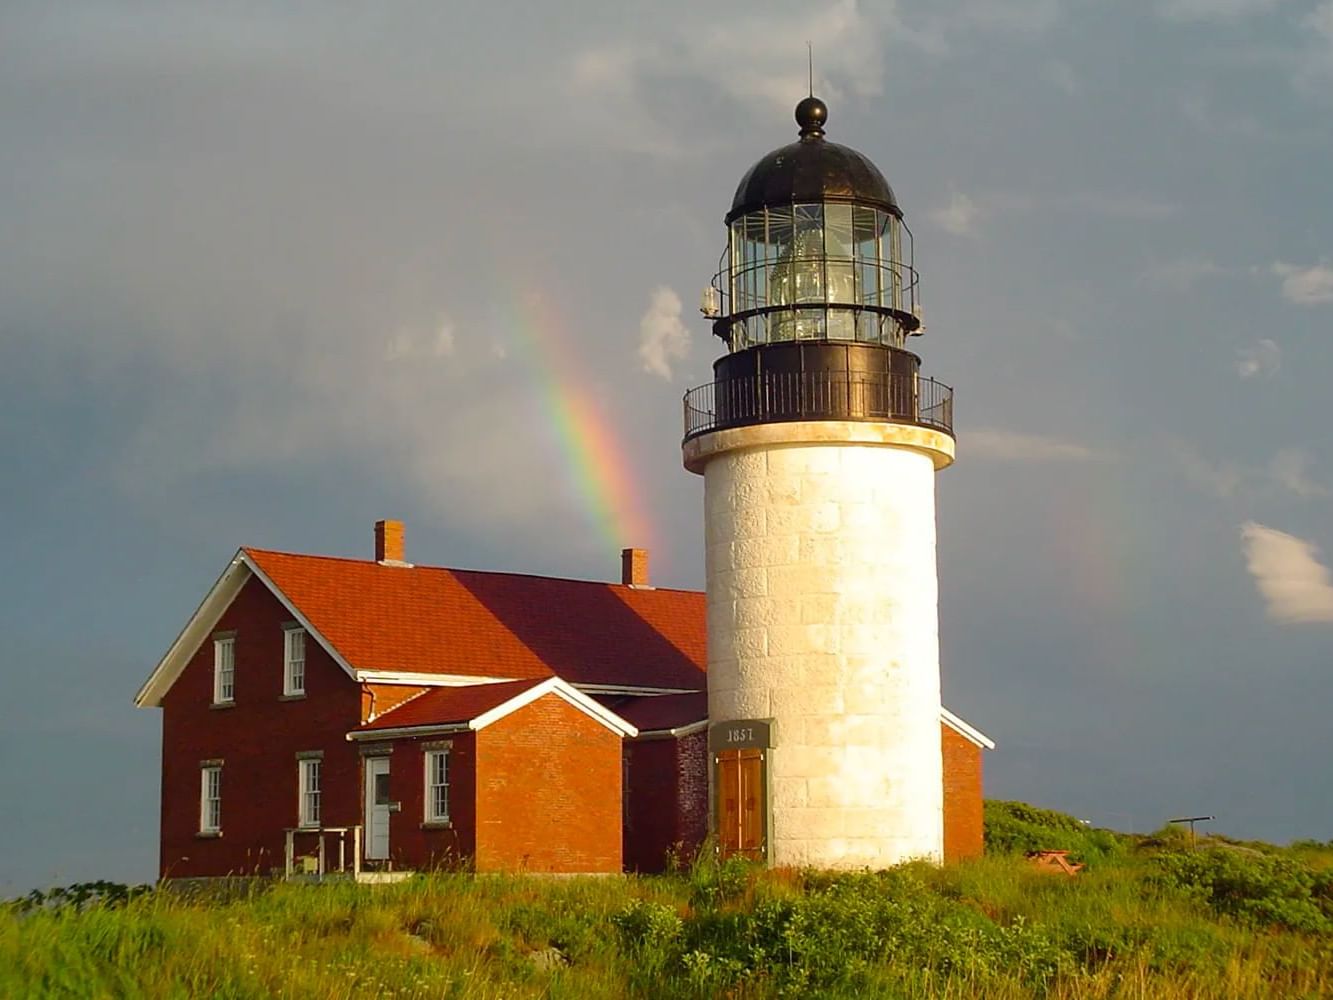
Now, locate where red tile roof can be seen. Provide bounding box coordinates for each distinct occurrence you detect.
[245,549,554,680]
[604,692,708,734]
[450,569,706,689]
[360,679,546,731]
[243,549,706,690]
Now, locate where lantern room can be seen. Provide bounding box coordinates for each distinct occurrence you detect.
[685,96,952,445]
[709,96,920,352]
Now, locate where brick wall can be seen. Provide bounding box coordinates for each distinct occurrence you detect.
[676,730,709,862]
[474,694,622,873]
[373,732,476,870]
[623,738,676,872]
[159,574,363,878]
[941,724,984,862]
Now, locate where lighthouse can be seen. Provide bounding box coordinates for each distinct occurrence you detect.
[683,96,955,868]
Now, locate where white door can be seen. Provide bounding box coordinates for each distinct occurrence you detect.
[364,757,391,860]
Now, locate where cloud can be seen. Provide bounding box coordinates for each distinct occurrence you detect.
[385,317,456,362]
[979,190,1179,222]
[1157,0,1289,20]
[932,192,981,236]
[1169,438,1326,500]
[1268,448,1329,498]
[561,0,1072,154]
[1310,0,1333,39]
[1170,439,1244,498]
[1271,261,1333,305]
[1240,522,1333,623]
[1235,338,1281,378]
[966,428,1101,462]
[1145,256,1224,291]
[565,0,894,154]
[637,287,691,380]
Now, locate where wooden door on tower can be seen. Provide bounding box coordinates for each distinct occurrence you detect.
[716,748,766,861]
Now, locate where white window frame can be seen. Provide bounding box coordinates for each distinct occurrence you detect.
[298,757,322,828]
[283,627,306,697]
[424,749,450,824]
[213,637,235,704]
[200,765,222,834]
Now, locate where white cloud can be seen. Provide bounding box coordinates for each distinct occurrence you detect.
[637,286,691,380]
[562,0,1071,154]
[1271,260,1333,305]
[1240,521,1333,623]
[1310,0,1333,38]
[565,0,894,154]
[1169,438,1327,500]
[1269,448,1329,498]
[1170,439,1244,499]
[932,192,981,236]
[1145,256,1224,291]
[979,190,1178,222]
[967,428,1101,462]
[385,316,456,362]
[1235,338,1281,378]
[1157,0,1289,20]
[1288,4,1333,100]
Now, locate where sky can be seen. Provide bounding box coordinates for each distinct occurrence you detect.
[3,0,1333,891]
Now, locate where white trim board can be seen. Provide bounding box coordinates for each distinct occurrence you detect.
[940,706,996,750]
[347,677,638,741]
[134,549,360,708]
[357,670,523,687]
[471,677,638,737]
[573,683,703,697]
[631,720,708,741]
[134,553,251,708]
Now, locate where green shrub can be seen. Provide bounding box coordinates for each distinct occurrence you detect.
[9,881,153,915]
[1152,847,1333,933]
[686,854,753,909]
[985,800,1126,864]
[669,867,1072,996]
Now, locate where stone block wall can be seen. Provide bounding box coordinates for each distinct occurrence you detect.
[704,439,945,867]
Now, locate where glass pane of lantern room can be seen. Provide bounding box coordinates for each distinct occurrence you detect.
[765,206,795,341]
[824,204,855,305]
[853,206,881,308]
[792,204,823,305]
[888,214,904,312]
[729,220,744,315]
[745,212,768,316]
[823,203,856,340]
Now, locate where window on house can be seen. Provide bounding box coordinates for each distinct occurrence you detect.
[424,750,449,823]
[284,628,306,696]
[299,758,321,827]
[200,765,222,833]
[213,637,235,704]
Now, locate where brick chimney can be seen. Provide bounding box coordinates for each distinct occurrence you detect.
[375,519,405,565]
[621,547,649,587]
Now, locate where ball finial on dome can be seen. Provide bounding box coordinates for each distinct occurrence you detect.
[795,96,828,138]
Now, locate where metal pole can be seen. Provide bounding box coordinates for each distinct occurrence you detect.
[1168,815,1214,850]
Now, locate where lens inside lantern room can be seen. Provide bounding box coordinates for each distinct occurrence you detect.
[726,202,908,349]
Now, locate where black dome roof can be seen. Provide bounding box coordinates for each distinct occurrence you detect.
[727,97,900,223]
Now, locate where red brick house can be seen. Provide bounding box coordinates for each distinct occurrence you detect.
[135,521,992,878]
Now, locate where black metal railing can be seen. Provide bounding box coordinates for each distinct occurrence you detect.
[683,370,953,441]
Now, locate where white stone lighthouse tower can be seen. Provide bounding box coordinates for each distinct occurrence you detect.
[683,97,955,869]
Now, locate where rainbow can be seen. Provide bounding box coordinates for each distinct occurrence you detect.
[505,287,658,556]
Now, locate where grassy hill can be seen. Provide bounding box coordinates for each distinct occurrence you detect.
[4,803,1331,998]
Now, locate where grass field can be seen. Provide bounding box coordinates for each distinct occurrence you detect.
[4,803,1331,999]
